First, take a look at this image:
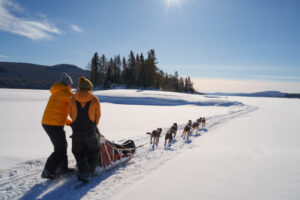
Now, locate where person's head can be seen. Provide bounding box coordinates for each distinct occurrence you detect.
[78,76,93,91]
[58,72,73,88]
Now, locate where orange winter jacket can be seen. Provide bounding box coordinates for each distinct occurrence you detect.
[42,83,74,126]
[69,90,101,125]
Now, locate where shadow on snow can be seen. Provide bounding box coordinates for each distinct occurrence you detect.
[20,165,128,200]
[194,133,201,137]
[96,95,243,107]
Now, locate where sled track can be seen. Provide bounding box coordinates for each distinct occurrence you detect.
[0,105,257,200]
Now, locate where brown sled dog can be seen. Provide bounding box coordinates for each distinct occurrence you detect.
[164,130,173,147]
[182,125,191,140]
[201,117,206,129]
[198,117,206,129]
[147,128,162,147]
[170,123,178,137]
[182,121,192,140]
[191,121,200,133]
[181,120,192,138]
[187,120,192,127]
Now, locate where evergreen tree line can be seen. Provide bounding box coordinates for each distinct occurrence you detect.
[89,49,195,93]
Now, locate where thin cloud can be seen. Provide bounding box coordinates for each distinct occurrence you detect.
[70,24,82,33]
[0,54,9,60]
[0,0,61,40]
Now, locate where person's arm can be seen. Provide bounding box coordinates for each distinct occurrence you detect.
[65,90,74,125]
[95,97,101,125]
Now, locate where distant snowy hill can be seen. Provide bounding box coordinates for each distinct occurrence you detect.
[0,62,90,89]
[207,90,292,98]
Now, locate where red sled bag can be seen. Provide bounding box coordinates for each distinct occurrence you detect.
[98,136,135,170]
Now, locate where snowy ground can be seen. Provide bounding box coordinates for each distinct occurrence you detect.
[0,89,299,200]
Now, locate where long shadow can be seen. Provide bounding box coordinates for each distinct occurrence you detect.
[20,179,58,200]
[20,165,128,200]
[171,139,177,144]
[198,128,208,132]
[96,95,243,107]
[194,133,201,137]
[185,139,192,144]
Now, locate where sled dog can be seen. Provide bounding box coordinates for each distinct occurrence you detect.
[170,123,178,137]
[147,128,162,147]
[164,130,173,147]
[192,121,200,132]
[182,125,191,140]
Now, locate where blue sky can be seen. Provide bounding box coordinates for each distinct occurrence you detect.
[0,0,300,92]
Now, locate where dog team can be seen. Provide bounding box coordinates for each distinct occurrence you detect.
[146,117,206,148]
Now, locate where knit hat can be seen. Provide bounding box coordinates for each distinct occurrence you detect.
[58,72,73,86]
[78,76,93,91]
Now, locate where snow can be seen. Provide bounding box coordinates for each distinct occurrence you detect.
[0,89,300,200]
[113,97,300,200]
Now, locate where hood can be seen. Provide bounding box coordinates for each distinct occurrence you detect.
[74,90,94,102]
[50,82,69,94]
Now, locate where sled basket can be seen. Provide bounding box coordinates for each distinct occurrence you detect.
[98,136,135,170]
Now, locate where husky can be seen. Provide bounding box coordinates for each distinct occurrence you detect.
[187,120,192,127]
[181,120,192,138]
[170,123,178,137]
[147,128,162,147]
[164,130,173,147]
[198,117,206,129]
[182,125,191,140]
[201,117,206,129]
[191,121,200,133]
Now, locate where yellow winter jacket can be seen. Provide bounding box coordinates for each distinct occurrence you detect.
[69,90,101,125]
[42,83,74,126]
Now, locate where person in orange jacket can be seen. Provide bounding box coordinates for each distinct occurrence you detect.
[41,72,74,179]
[69,76,101,183]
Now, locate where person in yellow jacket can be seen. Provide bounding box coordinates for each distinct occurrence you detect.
[69,76,101,183]
[41,72,74,179]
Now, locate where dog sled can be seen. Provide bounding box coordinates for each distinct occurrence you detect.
[97,136,136,171]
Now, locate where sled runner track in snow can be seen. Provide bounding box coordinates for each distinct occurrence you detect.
[0,105,256,200]
[71,156,132,190]
[0,169,41,186]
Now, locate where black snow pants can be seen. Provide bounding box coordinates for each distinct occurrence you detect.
[42,125,68,174]
[71,101,100,174]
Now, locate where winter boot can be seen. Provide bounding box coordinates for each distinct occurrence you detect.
[56,163,75,175]
[41,169,56,179]
[90,168,100,177]
[60,167,74,174]
[77,171,91,183]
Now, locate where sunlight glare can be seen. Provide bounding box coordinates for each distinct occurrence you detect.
[165,0,183,8]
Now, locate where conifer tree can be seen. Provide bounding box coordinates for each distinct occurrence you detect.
[135,54,141,85]
[114,55,121,84]
[128,50,136,87]
[138,53,146,87]
[174,71,179,91]
[99,54,107,87]
[91,52,100,86]
[122,57,130,87]
[146,49,158,88]
[104,58,113,88]
[179,77,185,91]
